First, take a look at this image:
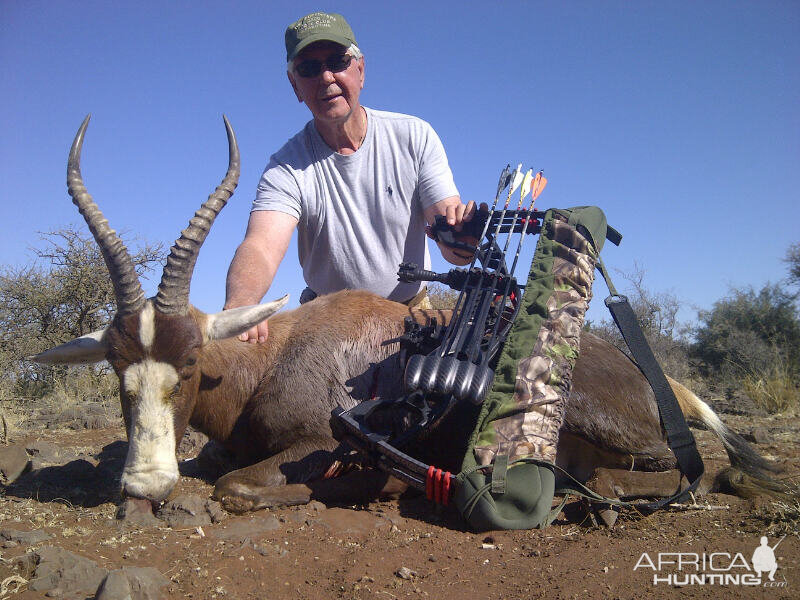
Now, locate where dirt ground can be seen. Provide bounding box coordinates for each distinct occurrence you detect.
[0,406,797,600]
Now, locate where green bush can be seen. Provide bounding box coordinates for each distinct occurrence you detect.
[692,284,800,382]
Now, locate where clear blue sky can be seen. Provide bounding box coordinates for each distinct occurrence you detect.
[2,1,798,326]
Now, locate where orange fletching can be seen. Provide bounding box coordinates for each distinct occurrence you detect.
[530,171,547,202]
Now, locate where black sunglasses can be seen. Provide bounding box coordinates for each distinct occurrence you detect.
[294,53,353,78]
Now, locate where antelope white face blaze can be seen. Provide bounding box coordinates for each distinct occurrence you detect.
[120,358,180,502]
[138,301,156,351]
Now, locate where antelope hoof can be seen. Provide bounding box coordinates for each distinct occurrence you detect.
[213,480,311,513]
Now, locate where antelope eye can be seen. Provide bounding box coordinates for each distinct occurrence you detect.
[185,357,197,367]
[171,382,181,396]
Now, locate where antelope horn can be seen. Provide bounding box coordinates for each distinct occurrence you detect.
[68,115,146,316]
[154,116,240,315]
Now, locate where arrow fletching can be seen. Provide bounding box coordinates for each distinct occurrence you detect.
[508,163,524,196]
[495,164,511,199]
[519,169,534,203]
[530,170,547,203]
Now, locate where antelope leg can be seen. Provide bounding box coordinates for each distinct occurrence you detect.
[212,435,409,513]
[585,467,688,500]
[213,468,407,513]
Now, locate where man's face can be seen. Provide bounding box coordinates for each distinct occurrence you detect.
[288,42,365,125]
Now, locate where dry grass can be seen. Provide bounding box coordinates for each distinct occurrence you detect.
[41,367,118,406]
[741,362,800,415]
[0,367,120,440]
[752,480,800,537]
[0,575,28,600]
[0,403,26,445]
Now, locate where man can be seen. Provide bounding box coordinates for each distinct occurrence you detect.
[225,12,477,343]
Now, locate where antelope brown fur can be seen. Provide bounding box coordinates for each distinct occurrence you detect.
[35,118,781,526]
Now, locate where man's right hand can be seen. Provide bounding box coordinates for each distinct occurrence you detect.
[239,318,270,344]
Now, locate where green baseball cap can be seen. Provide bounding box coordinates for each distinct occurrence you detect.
[285,12,358,62]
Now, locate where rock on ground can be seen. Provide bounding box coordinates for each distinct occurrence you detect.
[0,528,52,546]
[25,440,78,466]
[209,514,281,542]
[25,546,108,595]
[0,445,31,484]
[157,494,213,527]
[744,426,770,444]
[176,426,209,458]
[95,569,132,600]
[96,567,170,600]
[116,497,161,527]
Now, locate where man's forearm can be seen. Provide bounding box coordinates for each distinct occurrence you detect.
[224,242,278,309]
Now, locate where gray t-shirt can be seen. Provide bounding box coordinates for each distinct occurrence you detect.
[251,107,459,302]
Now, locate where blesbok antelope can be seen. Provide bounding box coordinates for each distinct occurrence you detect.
[35,117,779,524]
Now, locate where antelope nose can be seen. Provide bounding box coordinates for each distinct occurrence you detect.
[121,468,178,503]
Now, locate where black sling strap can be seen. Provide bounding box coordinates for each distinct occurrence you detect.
[603,291,705,509]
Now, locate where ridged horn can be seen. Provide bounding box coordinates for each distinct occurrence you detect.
[154,116,240,315]
[68,115,146,316]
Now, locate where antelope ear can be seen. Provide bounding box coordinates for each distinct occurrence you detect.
[205,295,290,341]
[31,329,109,365]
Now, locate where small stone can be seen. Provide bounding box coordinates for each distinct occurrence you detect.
[744,427,769,445]
[158,494,211,527]
[205,499,227,524]
[177,427,209,458]
[395,567,416,580]
[116,498,160,527]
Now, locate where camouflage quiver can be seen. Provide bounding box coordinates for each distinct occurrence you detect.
[455,207,609,530]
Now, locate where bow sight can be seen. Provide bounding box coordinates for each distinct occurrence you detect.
[333,164,551,497]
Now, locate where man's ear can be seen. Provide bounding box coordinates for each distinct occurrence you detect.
[358,56,365,90]
[287,71,303,102]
